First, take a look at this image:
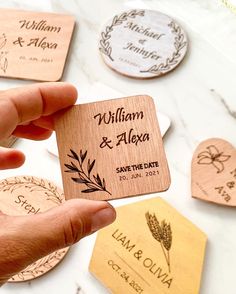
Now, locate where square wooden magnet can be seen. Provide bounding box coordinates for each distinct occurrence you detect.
[55,95,170,201]
[0,8,75,81]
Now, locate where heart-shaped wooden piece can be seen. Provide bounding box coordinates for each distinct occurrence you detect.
[191,138,236,206]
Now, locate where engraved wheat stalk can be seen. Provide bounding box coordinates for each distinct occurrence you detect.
[145,212,172,273]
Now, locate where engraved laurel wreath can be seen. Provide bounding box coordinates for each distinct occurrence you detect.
[99,10,145,61]
[99,9,187,75]
[10,249,67,281]
[0,33,8,73]
[141,21,187,75]
[0,176,63,204]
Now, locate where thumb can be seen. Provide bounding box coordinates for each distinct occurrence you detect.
[32,199,116,250]
[0,199,116,282]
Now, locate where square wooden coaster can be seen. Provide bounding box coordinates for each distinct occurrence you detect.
[55,95,170,201]
[0,8,75,81]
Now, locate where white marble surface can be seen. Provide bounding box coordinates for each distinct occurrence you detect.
[0,0,236,293]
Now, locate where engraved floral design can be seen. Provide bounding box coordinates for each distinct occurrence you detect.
[10,249,67,281]
[146,212,172,273]
[99,9,145,61]
[64,149,111,195]
[0,176,63,204]
[141,21,187,75]
[197,145,231,173]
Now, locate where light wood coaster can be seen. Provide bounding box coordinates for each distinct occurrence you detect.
[0,8,75,81]
[192,138,236,206]
[55,95,170,201]
[89,197,207,294]
[0,176,69,282]
[99,9,188,79]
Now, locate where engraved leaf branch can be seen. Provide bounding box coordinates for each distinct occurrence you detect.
[99,9,145,61]
[64,149,111,195]
[146,212,172,273]
[141,21,187,74]
[0,176,63,204]
[197,145,231,173]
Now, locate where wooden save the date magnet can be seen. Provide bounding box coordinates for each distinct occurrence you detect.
[55,95,170,201]
[89,197,207,294]
[0,8,75,81]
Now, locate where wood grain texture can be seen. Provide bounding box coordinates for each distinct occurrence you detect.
[55,95,170,201]
[0,176,69,282]
[0,136,17,147]
[0,8,75,81]
[89,197,207,294]
[192,138,236,206]
[99,9,188,79]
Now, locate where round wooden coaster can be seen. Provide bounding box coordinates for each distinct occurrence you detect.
[99,9,188,78]
[0,176,69,282]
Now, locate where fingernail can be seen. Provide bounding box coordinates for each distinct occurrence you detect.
[91,207,116,232]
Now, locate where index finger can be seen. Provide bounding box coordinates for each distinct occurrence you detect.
[0,82,77,139]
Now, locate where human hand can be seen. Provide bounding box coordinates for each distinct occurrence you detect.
[0,83,116,284]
